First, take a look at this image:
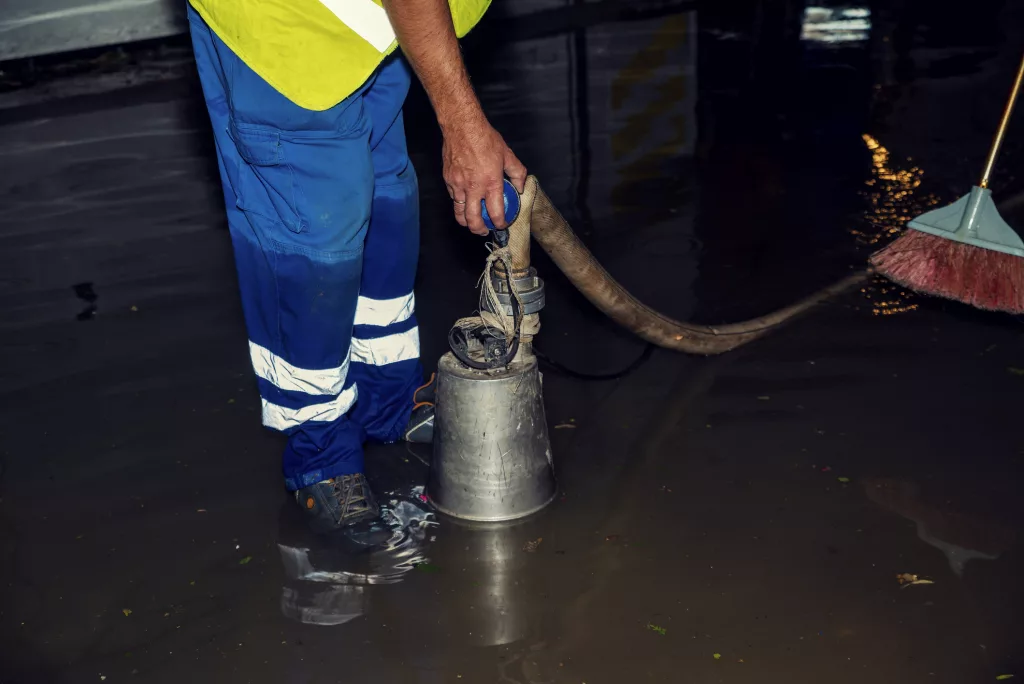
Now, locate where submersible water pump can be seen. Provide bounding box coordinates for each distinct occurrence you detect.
[427,180,557,522]
[426,176,868,521]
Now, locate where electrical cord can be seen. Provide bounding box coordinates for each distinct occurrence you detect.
[532,343,654,381]
[447,244,522,370]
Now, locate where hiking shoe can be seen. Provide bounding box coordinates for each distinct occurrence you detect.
[295,474,380,534]
[404,373,435,444]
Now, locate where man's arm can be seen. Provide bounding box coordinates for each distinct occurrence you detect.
[381,0,526,235]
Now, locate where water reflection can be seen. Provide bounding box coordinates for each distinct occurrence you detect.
[277,485,437,626]
[275,483,543,648]
[801,6,871,45]
[863,477,1017,577]
[854,134,944,316]
[432,518,540,648]
[857,133,932,247]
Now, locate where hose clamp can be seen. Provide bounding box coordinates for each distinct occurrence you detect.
[484,267,546,316]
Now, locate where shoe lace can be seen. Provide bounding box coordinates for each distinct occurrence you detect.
[330,474,374,518]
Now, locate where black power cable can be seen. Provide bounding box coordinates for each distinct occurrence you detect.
[447,247,522,371]
[532,343,654,381]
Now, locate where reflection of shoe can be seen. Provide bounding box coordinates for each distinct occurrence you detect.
[404,373,435,444]
[295,474,380,534]
[280,583,367,627]
[276,484,438,626]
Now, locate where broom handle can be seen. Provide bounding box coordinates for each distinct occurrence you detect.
[979,52,1024,189]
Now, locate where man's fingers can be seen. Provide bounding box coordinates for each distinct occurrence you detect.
[483,185,507,230]
[504,151,527,194]
[452,200,468,228]
[444,131,522,236]
[450,184,469,227]
[464,190,488,235]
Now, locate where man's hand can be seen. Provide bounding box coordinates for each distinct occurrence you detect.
[441,112,526,235]
[381,0,526,235]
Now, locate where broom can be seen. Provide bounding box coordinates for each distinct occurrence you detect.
[870,52,1024,314]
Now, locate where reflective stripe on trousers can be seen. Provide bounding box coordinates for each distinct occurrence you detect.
[189,7,423,491]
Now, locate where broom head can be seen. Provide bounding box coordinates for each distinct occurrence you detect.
[870,186,1024,313]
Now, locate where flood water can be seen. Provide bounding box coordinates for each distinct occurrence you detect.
[2,1,1024,682]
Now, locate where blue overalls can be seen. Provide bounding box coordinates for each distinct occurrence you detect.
[188,7,423,490]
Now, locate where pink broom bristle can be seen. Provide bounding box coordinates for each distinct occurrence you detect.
[870,230,1024,314]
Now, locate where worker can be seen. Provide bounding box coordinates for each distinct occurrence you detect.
[186,0,526,534]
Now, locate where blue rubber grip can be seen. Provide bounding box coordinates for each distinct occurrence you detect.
[481,179,521,232]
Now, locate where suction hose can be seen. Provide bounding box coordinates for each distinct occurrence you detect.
[508,176,869,355]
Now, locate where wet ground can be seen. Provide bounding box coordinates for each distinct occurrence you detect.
[3,1,1024,682]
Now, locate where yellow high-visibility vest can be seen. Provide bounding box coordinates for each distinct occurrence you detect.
[189,0,491,111]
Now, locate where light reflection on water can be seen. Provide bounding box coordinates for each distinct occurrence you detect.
[278,485,437,626]
[801,6,871,45]
[854,134,945,316]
